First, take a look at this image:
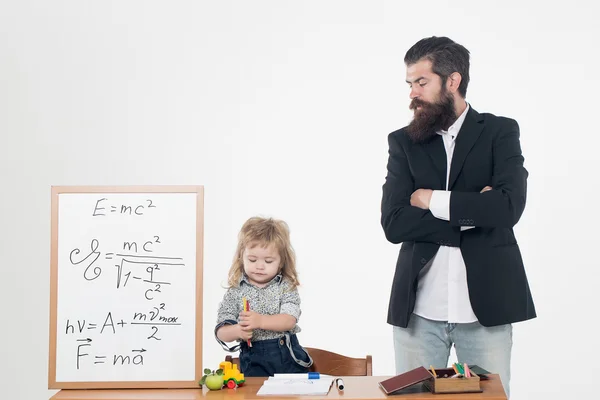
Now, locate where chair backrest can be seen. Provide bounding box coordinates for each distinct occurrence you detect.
[225,347,372,376]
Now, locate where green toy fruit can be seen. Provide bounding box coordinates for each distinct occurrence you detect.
[199,368,224,390]
[205,374,223,390]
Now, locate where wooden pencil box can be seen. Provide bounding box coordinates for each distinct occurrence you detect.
[423,368,481,394]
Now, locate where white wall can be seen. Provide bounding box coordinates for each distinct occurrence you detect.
[1,1,598,399]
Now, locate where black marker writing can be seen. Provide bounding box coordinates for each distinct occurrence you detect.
[77,343,91,369]
[69,239,101,281]
[92,198,157,217]
[65,319,86,334]
[113,352,144,366]
[100,312,115,334]
[123,241,138,252]
[92,198,107,216]
[147,326,161,341]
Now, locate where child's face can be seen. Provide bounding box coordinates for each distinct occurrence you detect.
[242,242,281,288]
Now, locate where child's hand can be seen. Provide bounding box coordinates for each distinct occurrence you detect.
[239,310,263,330]
[237,324,253,341]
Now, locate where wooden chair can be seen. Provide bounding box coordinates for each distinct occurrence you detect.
[225,347,372,376]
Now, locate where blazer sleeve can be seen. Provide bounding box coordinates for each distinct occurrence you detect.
[450,118,528,228]
[381,131,460,246]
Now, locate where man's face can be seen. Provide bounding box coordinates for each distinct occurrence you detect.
[404,59,456,143]
[406,59,443,106]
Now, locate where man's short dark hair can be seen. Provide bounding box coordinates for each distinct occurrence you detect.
[404,36,470,98]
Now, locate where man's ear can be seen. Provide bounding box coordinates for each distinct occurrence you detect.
[447,72,462,94]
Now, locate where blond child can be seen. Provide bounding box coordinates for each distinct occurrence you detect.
[215,217,313,376]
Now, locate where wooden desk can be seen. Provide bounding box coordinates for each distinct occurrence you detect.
[50,375,507,400]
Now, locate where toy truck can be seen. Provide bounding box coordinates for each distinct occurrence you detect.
[219,361,245,388]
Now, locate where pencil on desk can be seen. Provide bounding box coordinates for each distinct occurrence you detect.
[452,363,460,375]
[430,365,437,378]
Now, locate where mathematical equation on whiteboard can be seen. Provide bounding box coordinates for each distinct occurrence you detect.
[69,236,183,300]
[62,197,187,370]
[65,305,179,369]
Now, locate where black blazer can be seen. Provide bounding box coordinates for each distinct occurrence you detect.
[381,106,536,328]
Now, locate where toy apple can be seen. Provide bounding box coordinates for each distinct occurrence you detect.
[205,374,224,390]
[199,368,224,390]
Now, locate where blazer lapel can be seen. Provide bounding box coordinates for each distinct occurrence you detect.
[448,107,484,190]
[420,135,447,189]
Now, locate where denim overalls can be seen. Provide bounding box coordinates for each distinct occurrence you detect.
[239,332,313,376]
[216,321,313,377]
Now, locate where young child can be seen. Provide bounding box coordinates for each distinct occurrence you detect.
[215,216,313,376]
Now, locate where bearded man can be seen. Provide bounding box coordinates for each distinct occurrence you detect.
[380,36,536,399]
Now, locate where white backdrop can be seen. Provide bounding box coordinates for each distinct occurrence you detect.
[1,1,598,399]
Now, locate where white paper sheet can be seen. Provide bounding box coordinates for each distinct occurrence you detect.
[257,376,334,395]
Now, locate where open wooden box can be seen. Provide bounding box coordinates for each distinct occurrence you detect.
[423,368,482,394]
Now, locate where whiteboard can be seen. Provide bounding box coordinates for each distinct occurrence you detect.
[48,186,203,389]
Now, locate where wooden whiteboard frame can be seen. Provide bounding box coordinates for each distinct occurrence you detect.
[48,186,204,389]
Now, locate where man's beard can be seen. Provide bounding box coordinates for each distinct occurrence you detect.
[405,88,457,144]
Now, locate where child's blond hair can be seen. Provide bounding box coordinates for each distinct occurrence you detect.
[227,216,299,289]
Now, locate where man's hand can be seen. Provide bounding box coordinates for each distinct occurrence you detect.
[480,186,492,193]
[410,189,433,210]
[239,311,263,331]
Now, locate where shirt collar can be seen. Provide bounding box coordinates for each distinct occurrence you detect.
[438,103,470,138]
[240,273,283,287]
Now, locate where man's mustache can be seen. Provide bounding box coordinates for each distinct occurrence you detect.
[409,98,430,110]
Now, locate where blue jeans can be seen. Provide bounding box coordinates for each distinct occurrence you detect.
[239,333,313,377]
[393,314,512,398]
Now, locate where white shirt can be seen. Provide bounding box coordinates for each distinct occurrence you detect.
[412,104,478,323]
